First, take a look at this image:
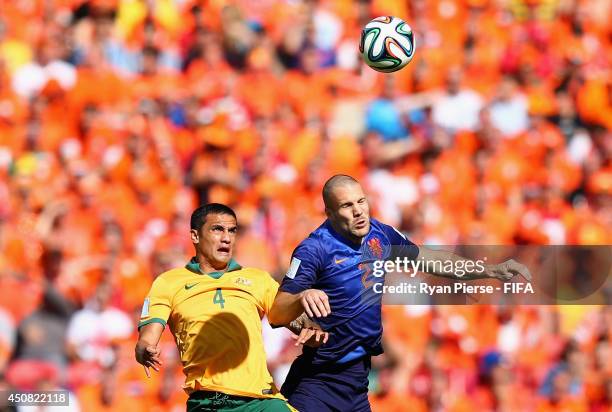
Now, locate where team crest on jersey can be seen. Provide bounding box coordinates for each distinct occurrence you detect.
[368,237,383,259]
[234,277,252,287]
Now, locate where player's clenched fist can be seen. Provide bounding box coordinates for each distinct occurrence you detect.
[299,289,331,318]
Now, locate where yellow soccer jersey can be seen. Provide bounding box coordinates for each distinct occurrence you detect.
[138,258,284,399]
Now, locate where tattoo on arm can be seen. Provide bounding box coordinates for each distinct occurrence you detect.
[287,312,309,335]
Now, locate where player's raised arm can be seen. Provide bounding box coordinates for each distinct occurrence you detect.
[269,239,330,325]
[135,322,164,377]
[268,289,330,326]
[416,246,532,282]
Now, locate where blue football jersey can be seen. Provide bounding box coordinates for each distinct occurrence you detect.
[280,218,419,364]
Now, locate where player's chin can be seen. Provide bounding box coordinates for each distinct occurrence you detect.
[351,225,370,238]
[215,251,232,263]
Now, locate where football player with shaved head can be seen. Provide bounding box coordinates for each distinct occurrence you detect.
[269,175,531,412]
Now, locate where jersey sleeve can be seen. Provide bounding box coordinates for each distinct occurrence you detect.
[279,238,322,294]
[138,276,172,330]
[381,223,420,261]
[260,273,280,315]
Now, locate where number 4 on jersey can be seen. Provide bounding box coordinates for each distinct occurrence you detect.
[213,288,225,308]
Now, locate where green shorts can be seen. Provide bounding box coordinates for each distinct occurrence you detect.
[186,391,296,412]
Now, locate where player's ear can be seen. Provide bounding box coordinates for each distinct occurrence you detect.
[324,207,331,218]
[190,229,199,244]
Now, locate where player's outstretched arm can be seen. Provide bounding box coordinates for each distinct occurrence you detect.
[417,246,532,282]
[135,322,164,378]
[268,289,330,326]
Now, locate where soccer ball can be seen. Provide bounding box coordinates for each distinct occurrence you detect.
[359,16,415,73]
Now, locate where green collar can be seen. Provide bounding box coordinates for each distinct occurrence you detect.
[185,257,242,279]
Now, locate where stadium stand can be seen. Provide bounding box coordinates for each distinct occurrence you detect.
[0,0,609,410]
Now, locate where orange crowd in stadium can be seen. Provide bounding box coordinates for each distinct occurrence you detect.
[0,0,610,411]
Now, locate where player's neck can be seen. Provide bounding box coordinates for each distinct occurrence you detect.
[195,256,228,274]
[344,232,365,245]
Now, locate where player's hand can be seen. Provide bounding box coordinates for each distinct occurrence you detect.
[291,318,329,348]
[291,328,329,348]
[141,345,162,378]
[487,259,532,282]
[299,289,331,318]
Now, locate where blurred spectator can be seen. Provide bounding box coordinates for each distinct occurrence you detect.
[66,282,132,367]
[12,277,73,368]
[540,341,586,398]
[489,76,530,137]
[536,368,589,412]
[370,361,427,412]
[550,91,585,141]
[365,75,410,141]
[0,0,610,410]
[0,308,15,374]
[0,371,16,411]
[6,359,81,411]
[431,66,484,133]
[12,38,76,98]
[77,363,144,412]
